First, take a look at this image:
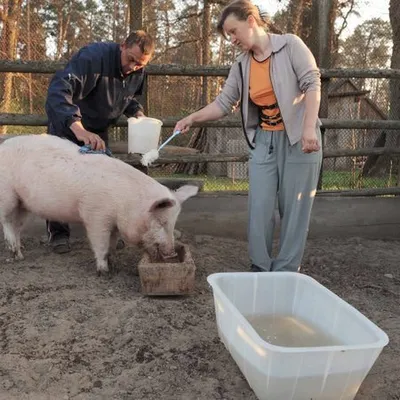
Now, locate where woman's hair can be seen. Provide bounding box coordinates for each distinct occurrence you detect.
[216,1,270,39]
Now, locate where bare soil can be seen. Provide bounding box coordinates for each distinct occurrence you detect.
[0,229,399,400]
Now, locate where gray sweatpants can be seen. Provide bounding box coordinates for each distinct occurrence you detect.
[248,127,322,272]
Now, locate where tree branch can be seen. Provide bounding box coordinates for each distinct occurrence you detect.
[337,0,357,39]
[172,11,202,23]
[147,11,202,26]
[152,39,201,62]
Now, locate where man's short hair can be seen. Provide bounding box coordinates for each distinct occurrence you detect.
[124,30,155,56]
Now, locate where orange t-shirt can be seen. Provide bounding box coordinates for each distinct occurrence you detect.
[249,56,285,131]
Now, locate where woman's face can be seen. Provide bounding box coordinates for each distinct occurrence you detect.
[223,14,255,51]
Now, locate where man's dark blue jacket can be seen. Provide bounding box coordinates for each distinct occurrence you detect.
[45,41,145,145]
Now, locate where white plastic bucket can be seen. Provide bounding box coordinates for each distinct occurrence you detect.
[127,117,163,154]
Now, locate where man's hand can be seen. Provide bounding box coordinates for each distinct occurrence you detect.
[301,127,320,153]
[135,110,145,118]
[70,121,106,151]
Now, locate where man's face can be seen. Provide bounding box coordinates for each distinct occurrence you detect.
[120,43,152,76]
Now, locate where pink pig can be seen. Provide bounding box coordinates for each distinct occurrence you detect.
[0,134,198,274]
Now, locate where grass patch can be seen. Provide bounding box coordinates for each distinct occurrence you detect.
[322,170,397,190]
[150,170,398,192]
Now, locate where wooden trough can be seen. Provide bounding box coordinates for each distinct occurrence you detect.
[138,243,196,296]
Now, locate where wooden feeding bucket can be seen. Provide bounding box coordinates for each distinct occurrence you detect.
[138,243,196,296]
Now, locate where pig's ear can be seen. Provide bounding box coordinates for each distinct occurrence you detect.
[174,185,199,204]
[149,198,176,213]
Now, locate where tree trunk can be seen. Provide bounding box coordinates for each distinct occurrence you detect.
[360,131,386,177]
[178,0,212,176]
[129,0,143,31]
[201,0,211,105]
[389,0,400,122]
[56,3,71,60]
[0,0,23,134]
[287,0,306,35]
[389,0,400,180]
[27,0,33,114]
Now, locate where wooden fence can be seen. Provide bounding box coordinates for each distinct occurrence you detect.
[1,60,400,196]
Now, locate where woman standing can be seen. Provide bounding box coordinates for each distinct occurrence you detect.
[174,0,322,272]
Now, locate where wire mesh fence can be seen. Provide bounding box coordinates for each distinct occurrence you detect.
[0,0,395,192]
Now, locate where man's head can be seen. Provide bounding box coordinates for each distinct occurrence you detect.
[120,30,155,76]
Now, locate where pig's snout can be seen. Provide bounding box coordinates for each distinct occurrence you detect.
[157,242,176,259]
[142,241,176,261]
[141,221,177,261]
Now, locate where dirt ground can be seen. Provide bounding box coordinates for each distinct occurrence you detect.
[0,227,399,400]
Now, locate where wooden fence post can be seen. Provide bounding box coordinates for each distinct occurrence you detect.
[311,0,334,190]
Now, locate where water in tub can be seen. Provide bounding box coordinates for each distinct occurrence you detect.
[245,314,341,347]
[230,315,360,399]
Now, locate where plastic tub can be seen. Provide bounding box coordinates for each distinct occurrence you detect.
[207,272,389,400]
[127,116,163,154]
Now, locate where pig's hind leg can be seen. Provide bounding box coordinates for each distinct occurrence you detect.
[85,222,113,275]
[0,195,28,261]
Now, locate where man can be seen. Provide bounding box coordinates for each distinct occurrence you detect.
[44,30,155,254]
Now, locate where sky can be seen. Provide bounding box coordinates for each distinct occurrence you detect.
[253,0,390,38]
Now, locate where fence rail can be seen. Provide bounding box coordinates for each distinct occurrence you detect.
[203,188,400,197]
[114,148,400,166]
[1,61,400,78]
[1,135,399,161]
[1,113,400,130]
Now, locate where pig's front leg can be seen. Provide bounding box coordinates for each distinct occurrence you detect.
[1,206,28,262]
[3,221,24,261]
[85,223,112,276]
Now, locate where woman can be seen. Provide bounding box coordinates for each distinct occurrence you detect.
[174,0,322,272]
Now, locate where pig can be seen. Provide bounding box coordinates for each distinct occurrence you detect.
[0,134,199,274]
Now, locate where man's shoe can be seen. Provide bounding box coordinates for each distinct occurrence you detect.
[50,237,71,254]
[250,264,265,272]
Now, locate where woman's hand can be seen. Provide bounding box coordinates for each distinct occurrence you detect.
[173,115,194,134]
[134,110,145,118]
[173,102,226,134]
[301,127,320,153]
